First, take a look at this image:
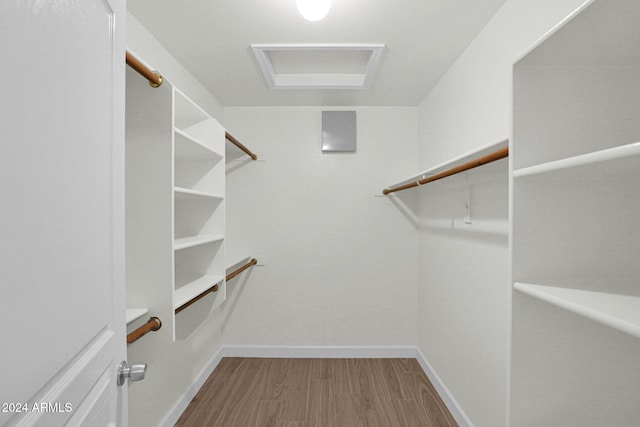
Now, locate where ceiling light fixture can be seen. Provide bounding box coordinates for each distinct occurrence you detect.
[296,0,331,22]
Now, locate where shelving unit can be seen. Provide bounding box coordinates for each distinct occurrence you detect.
[510,0,640,425]
[172,88,226,338]
[125,69,226,359]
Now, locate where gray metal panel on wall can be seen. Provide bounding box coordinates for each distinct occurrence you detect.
[322,111,356,152]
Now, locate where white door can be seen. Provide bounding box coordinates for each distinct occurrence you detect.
[0,0,127,426]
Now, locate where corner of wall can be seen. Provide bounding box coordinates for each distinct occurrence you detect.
[415,347,475,427]
[126,11,224,121]
[128,312,226,427]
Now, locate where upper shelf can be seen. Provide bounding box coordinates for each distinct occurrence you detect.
[175,129,223,162]
[174,88,211,130]
[384,138,508,192]
[515,281,640,339]
[513,141,640,180]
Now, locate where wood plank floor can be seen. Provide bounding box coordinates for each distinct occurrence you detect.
[175,358,458,427]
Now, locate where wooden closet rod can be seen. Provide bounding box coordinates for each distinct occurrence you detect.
[226,132,258,160]
[382,147,509,195]
[175,284,219,315]
[127,317,162,344]
[227,258,258,282]
[125,51,163,88]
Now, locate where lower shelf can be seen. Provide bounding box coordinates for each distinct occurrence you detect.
[226,255,251,272]
[514,281,640,339]
[174,275,224,311]
[126,308,149,325]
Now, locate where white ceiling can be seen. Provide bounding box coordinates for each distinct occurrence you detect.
[127,0,507,106]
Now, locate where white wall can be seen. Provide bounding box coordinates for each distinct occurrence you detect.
[126,13,223,122]
[415,0,588,426]
[222,107,418,348]
[125,13,227,427]
[417,163,509,427]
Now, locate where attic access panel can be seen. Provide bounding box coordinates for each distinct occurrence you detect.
[251,44,385,89]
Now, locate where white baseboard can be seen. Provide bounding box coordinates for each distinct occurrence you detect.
[158,347,225,427]
[415,348,473,427]
[159,345,471,427]
[220,344,418,359]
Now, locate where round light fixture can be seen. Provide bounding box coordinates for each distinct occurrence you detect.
[296,0,331,21]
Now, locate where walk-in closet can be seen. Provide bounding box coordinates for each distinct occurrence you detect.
[3,0,638,426]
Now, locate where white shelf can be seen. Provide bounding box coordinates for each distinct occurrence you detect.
[174,186,223,200]
[126,308,149,325]
[226,255,251,272]
[174,275,224,310]
[514,282,640,339]
[174,234,224,251]
[174,88,210,130]
[387,138,508,189]
[175,128,223,161]
[514,141,640,179]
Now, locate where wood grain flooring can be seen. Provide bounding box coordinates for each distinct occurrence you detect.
[175,358,458,427]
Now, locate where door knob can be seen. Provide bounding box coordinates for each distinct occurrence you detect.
[117,361,147,386]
